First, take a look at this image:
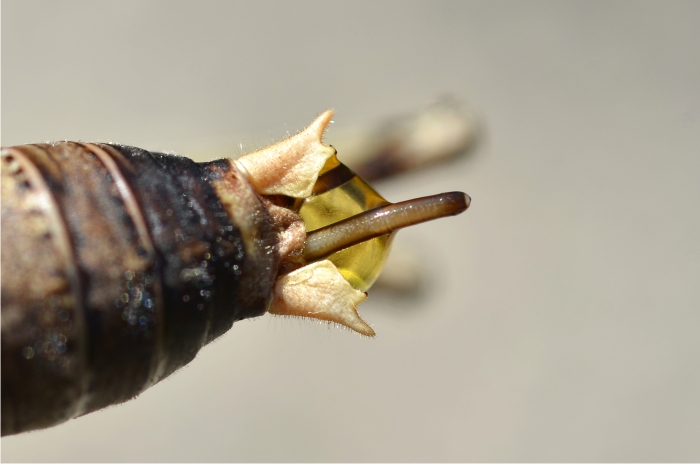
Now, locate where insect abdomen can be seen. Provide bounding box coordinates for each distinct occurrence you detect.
[2,110,471,436]
[1,142,279,435]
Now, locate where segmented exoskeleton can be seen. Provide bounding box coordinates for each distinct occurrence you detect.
[1,110,470,436]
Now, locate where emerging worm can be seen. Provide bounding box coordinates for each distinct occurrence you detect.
[1,110,470,436]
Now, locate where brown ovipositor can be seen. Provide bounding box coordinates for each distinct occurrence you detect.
[1,111,471,436]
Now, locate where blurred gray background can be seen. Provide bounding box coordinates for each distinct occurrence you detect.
[2,1,699,461]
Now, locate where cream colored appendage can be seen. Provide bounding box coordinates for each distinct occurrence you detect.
[234,110,336,198]
[268,261,374,336]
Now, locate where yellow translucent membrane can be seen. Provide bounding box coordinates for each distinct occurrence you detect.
[298,156,395,292]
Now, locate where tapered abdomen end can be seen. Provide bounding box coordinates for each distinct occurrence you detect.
[235,111,472,337]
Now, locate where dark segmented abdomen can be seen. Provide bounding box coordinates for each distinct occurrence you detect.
[1,143,267,435]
